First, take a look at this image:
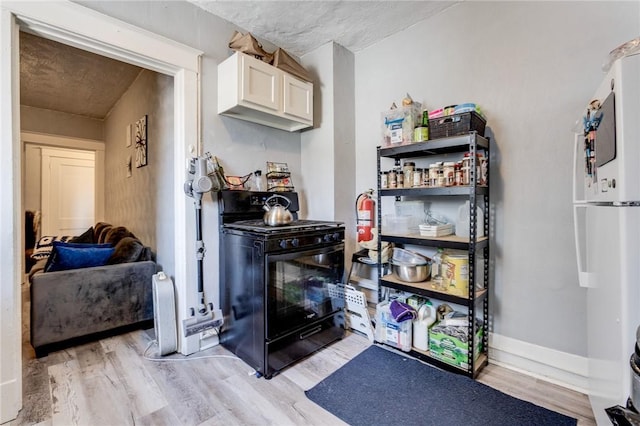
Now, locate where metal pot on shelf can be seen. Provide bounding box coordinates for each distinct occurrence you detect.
[263,194,293,226]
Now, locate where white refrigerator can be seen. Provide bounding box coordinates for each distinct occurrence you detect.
[573,53,640,425]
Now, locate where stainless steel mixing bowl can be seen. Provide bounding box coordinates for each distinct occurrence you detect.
[390,260,430,283]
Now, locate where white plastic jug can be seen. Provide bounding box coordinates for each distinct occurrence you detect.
[412,302,436,351]
[455,200,485,238]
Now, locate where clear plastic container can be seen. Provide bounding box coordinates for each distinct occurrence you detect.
[383,215,411,234]
[395,200,425,230]
[392,247,428,265]
[375,300,412,352]
[455,201,485,238]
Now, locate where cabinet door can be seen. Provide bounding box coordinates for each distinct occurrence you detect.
[282,73,313,122]
[240,54,281,111]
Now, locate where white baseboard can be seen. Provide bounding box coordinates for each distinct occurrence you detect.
[0,378,20,424]
[489,332,589,394]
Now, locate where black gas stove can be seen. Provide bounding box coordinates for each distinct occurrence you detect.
[217,190,345,379]
[218,190,344,252]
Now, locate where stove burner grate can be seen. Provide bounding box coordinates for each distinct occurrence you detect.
[223,219,343,234]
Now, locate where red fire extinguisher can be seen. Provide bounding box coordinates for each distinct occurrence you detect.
[356,190,375,243]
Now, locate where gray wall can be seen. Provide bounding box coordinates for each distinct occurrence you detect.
[301,43,335,219]
[300,42,357,259]
[354,1,639,356]
[21,105,103,140]
[332,43,356,258]
[103,69,174,273]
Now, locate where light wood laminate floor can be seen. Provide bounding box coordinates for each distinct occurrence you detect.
[13,283,596,426]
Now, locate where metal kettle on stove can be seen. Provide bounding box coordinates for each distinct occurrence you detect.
[263,194,293,226]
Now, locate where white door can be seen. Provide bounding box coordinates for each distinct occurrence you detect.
[41,148,96,236]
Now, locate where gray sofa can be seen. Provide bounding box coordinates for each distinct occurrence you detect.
[30,261,158,357]
[29,223,158,357]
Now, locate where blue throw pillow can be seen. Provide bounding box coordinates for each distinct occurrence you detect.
[44,241,114,272]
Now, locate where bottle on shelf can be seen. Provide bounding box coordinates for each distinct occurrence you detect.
[431,248,445,291]
[412,300,436,351]
[403,162,415,189]
[443,161,455,186]
[413,110,430,142]
[423,110,430,141]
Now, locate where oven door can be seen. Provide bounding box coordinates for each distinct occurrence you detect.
[265,243,344,340]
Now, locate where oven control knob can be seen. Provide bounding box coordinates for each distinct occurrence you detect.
[291,238,299,247]
[314,236,323,244]
[333,232,341,241]
[279,239,288,249]
[324,234,333,242]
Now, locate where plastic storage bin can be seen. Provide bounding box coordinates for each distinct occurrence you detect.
[375,300,412,352]
[455,201,485,238]
[428,111,486,140]
[381,103,422,147]
[395,200,425,230]
[383,215,412,234]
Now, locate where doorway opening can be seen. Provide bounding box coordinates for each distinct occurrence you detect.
[1,2,202,422]
[19,29,175,271]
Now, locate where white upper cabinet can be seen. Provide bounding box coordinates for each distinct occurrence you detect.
[240,54,280,112]
[218,52,313,132]
[283,73,313,122]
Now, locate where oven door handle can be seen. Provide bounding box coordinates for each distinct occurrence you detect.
[299,326,322,340]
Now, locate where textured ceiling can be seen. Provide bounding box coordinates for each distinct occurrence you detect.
[18,1,458,120]
[189,1,458,57]
[20,31,143,119]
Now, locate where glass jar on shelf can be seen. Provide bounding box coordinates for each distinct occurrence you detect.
[443,161,455,186]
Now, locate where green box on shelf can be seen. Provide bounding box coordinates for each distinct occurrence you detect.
[428,324,482,369]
